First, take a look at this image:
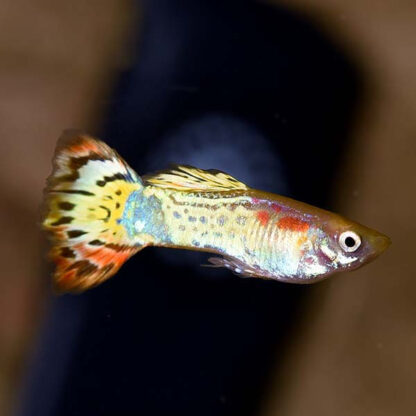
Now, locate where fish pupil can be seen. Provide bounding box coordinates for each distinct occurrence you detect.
[345,236,356,248]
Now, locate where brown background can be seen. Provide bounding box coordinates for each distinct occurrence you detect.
[0,1,414,415]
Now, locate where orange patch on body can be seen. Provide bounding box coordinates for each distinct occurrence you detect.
[277,216,309,232]
[270,203,281,213]
[256,210,270,226]
[297,234,308,250]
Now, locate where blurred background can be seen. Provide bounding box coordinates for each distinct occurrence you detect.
[0,0,415,415]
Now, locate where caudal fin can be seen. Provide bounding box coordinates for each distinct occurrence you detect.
[42,131,143,292]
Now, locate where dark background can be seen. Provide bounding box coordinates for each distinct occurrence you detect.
[0,1,414,415]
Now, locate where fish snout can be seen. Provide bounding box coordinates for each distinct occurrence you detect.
[369,232,391,255]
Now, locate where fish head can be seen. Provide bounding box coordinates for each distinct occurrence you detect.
[299,214,390,281]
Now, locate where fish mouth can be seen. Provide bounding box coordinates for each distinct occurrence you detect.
[370,234,391,255]
[345,232,391,269]
[363,231,391,264]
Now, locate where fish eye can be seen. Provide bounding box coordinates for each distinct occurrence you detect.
[339,231,361,252]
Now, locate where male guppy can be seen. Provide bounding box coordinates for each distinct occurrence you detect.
[43,132,390,292]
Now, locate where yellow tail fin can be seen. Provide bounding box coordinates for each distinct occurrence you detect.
[43,131,143,292]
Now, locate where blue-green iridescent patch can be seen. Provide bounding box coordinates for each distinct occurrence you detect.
[120,189,171,243]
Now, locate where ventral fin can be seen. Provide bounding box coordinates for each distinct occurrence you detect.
[143,165,248,192]
[205,256,263,279]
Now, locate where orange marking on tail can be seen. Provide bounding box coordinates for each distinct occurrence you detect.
[76,242,134,268]
[277,216,309,232]
[257,210,270,226]
[66,137,102,155]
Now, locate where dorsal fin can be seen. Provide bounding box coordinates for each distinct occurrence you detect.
[143,165,248,192]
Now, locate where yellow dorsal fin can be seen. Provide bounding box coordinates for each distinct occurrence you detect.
[143,165,248,191]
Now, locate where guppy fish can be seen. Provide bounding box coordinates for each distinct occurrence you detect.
[42,132,390,292]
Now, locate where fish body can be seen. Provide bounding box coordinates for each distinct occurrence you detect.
[43,132,390,292]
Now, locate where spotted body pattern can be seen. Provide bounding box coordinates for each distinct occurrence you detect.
[43,133,390,292]
[125,187,311,279]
